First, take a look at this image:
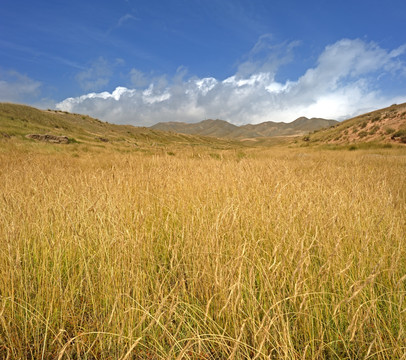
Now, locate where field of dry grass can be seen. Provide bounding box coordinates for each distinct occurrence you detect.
[1,146,405,359]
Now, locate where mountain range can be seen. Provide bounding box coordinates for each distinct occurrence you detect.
[1,102,405,149]
[150,117,339,138]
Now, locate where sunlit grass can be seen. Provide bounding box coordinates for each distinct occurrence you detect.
[0,147,405,359]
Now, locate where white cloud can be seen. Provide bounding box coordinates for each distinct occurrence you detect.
[0,70,41,103]
[56,38,406,125]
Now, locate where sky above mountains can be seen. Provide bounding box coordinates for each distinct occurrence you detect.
[1,0,406,125]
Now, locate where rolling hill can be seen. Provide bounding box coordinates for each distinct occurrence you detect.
[303,103,406,145]
[2,102,405,152]
[0,103,239,151]
[150,117,338,138]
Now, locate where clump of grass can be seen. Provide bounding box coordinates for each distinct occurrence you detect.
[236,151,246,160]
[209,152,221,159]
[392,129,406,138]
[0,148,405,359]
[368,125,380,135]
[391,129,406,143]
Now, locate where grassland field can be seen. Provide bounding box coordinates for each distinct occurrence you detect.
[0,141,406,359]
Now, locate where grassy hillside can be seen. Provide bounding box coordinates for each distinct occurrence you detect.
[0,103,240,153]
[303,103,406,145]
[151,119,243,138]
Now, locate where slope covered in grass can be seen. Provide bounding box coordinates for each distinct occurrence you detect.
[304,103,406,145]
[0,103,240,152]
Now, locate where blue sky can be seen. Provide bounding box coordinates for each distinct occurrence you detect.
[1,0,406,125]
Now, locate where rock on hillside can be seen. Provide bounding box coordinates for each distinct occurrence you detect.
[26,134,70,144]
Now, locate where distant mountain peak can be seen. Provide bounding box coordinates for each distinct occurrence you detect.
[151,117,339,138]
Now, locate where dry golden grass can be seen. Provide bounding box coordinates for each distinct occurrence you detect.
[1,147,405,359]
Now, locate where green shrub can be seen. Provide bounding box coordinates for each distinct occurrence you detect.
[392,129,406,138]
[369,125,379,135]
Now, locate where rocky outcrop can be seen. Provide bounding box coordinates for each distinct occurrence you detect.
[26,134,70,144]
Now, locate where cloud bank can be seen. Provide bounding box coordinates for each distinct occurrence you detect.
[56,38,406,125]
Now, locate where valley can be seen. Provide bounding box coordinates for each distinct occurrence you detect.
[0,102,405,359]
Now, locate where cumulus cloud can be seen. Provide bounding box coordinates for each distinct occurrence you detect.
[57,38,406,125]
[0,70,41,103]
